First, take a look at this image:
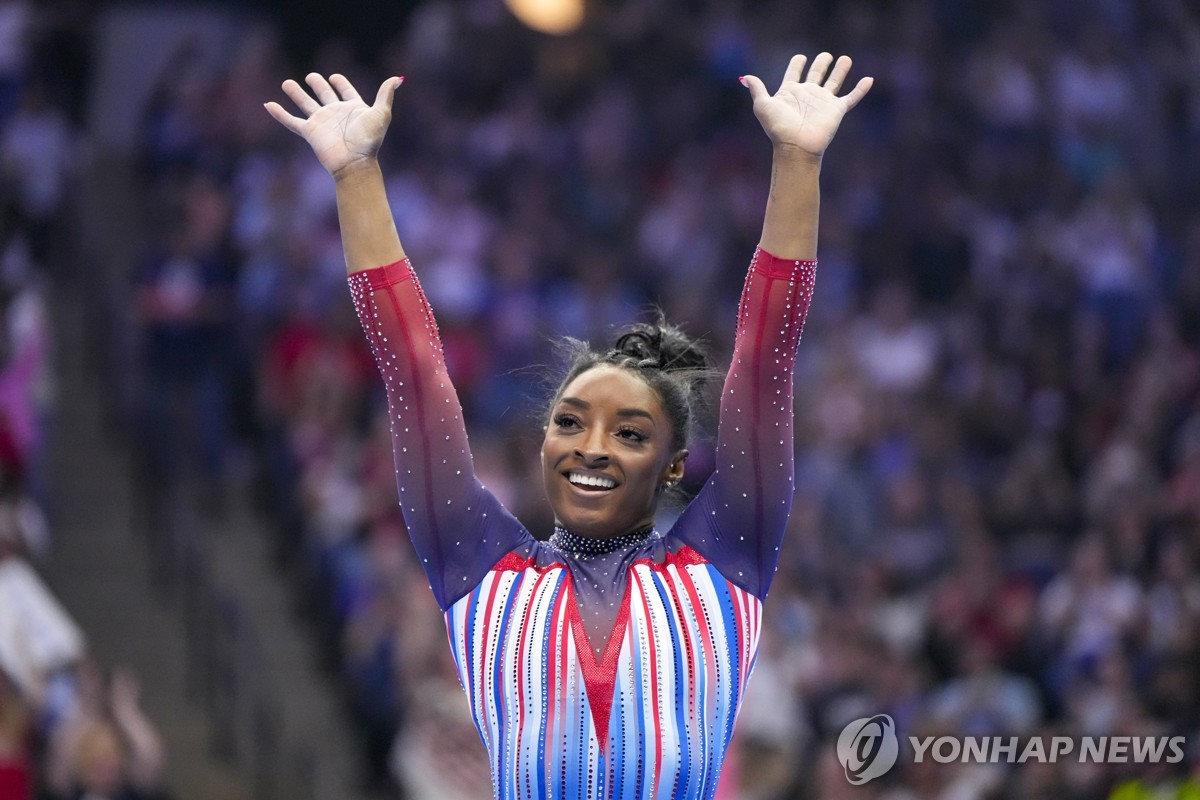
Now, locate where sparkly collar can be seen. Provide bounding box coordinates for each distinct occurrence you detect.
[548,526,658,558]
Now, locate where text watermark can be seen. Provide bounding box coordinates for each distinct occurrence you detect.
[837,715,1187,785]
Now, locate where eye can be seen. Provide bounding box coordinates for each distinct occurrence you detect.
[616,426,648,443]
[553,413,581,430]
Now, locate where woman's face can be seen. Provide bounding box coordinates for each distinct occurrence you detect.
[542,365,686,538]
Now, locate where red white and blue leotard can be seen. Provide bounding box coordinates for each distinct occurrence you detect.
[348,247,815,800]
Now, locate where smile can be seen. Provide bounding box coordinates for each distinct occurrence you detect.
[565,471,618,490]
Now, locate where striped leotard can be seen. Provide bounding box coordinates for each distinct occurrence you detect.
[348,247,815,799]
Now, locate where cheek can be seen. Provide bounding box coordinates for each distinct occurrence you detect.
[631,455,667,493]
[540,436,564,482]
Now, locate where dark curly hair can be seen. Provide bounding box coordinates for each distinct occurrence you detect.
[547,316,714,453]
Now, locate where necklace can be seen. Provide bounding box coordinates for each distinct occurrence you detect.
[548,525,658,559]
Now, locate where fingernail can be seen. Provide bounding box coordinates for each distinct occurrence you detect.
[397,76,405,85]
[738,76,749,87]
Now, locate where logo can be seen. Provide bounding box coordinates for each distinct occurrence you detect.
[837,714,899,785]
[834,714,1187,786]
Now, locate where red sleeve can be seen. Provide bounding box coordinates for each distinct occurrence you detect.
[348,260,531,610]
[669,247,816,599]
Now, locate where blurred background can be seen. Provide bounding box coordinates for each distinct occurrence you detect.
[1,0,1198,798]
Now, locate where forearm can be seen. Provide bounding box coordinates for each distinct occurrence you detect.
[758,145,822,261]
[334,158,406,273]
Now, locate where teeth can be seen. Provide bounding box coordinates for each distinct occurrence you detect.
[568,473,616,489]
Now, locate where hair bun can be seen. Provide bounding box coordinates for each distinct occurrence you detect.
[609,320,709,373]
[611,329,662,367]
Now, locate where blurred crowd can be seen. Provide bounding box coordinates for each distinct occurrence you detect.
[1,2,168,799]
[126,0,1200,798]
[7,0,1200,798]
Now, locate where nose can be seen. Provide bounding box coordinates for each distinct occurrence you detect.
[574,428,609,466]
[575,448,610,467]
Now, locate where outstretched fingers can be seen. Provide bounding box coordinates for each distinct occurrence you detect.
[281,78,320,116]
[804,52,834,84]
[267,77,321,134]
[263,101,305,135]
[823,55,853,94]
[267,74,404,139]
[806,53,873,108]
[741,74,770,104]
[373,76,403,112]
[779,53,807,91]
[328,73,361,102]
[305,72,339,104]
[841,75,874,110]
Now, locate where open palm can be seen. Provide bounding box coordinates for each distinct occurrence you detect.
[743,53,872,157]
[265,73,401,178]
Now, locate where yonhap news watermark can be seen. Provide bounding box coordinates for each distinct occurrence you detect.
[836,714,1188,785]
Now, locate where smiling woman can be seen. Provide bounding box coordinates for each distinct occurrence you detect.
[265,51,871,800]
[541,320,710,537]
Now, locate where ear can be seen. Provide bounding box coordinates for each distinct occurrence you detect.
[663,449,688,486]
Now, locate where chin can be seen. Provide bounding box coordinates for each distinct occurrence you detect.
[545,480,656,538]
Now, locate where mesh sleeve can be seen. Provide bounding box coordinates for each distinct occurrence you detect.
[670,247,815,599]
[348,260,531,610]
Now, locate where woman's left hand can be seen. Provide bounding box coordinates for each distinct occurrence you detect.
[742,52,873,159]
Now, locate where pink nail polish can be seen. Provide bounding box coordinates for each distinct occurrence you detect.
[738,76,749,88]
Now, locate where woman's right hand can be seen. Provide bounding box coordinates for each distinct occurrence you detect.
[265,73,402,180]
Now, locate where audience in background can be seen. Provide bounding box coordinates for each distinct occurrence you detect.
[172,1,1195,795]
[0,4,166,799]
[3,0,1200,797]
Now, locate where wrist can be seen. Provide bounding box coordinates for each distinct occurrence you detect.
[332,157,382,184]
[771,143,824,169]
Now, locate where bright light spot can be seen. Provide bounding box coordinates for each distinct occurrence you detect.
[505,0,585,35]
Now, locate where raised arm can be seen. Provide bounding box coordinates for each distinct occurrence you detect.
[673,54,871,598]
[267,75,529,609]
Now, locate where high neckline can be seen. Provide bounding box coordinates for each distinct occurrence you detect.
[548,525,658,558]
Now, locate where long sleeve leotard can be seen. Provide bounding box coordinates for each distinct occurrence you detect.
[349,247,814,800]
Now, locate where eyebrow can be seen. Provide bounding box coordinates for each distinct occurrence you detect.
[559,397,657,424]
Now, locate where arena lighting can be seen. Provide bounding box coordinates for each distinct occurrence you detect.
[504,0,585,35]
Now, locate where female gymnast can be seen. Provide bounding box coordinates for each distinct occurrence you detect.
[267,51,871,800]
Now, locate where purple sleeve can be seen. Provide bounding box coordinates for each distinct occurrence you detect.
[349,260,532,611]
[669,247,816,599]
